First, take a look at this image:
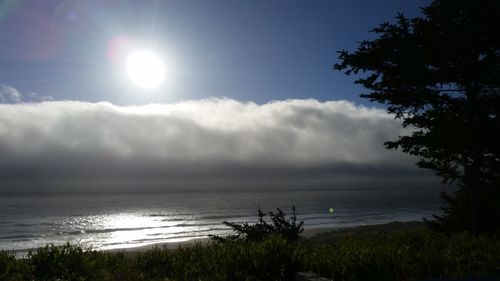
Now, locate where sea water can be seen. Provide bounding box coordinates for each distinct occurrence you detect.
[0,187,442,253]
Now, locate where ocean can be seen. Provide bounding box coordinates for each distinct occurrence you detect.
[0,187,442,253]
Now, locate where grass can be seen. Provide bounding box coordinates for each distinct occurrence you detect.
[0,230,499,281]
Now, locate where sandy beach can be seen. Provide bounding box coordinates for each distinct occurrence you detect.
[107,220,426,254]
[107,237,212,253]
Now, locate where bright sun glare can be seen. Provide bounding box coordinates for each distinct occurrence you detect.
[125,50,165,89]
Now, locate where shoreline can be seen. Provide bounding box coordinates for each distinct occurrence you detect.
[6,221,426,256]
[105,220,426,253]
[106,237,211,253]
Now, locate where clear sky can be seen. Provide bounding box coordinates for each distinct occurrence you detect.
[0,0,428,105]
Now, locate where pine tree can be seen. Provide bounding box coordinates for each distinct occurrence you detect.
[334,0,500,233]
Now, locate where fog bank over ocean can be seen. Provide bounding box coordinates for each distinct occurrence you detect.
[0,98,440,192]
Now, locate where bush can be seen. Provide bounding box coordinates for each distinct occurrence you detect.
[149,236,297,281]
[211,206,304,242]
[0,250,30,281]
[25,243,139,281]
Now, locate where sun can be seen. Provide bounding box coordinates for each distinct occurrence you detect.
[125,50,165,89]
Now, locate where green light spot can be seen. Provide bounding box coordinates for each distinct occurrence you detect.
[328,208,334,213]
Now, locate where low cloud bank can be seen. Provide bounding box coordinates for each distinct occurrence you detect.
[0,98,436,190]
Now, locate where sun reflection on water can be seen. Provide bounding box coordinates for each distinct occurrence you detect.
[60,212,220,251]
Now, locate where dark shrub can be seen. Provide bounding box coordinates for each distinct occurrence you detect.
[211,206,304,242]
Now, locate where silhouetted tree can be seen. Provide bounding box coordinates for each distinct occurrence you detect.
[334,0,500,233]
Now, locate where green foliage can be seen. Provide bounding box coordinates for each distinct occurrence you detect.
[25,243,137,281]
[148,236,297,281]
[0,251,30,281]
[211,206,304,242]
[28,243,90,280]
[334,0,500,233]
[135,246,172,279]
[0,230,499,281]
[299,230,500,281]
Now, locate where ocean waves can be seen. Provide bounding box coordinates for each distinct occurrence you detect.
[0,188,442,252]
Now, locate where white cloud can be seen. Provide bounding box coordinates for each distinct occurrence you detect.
[26,92,54,102]
[0,98,435,189]
[0,84,54,104]
[0,84,22,103]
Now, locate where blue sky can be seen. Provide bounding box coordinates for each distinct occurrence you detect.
[0,0,429,105]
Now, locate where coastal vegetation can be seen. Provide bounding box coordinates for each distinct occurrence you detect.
[210,206,304,242]
[1,227,499,281]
